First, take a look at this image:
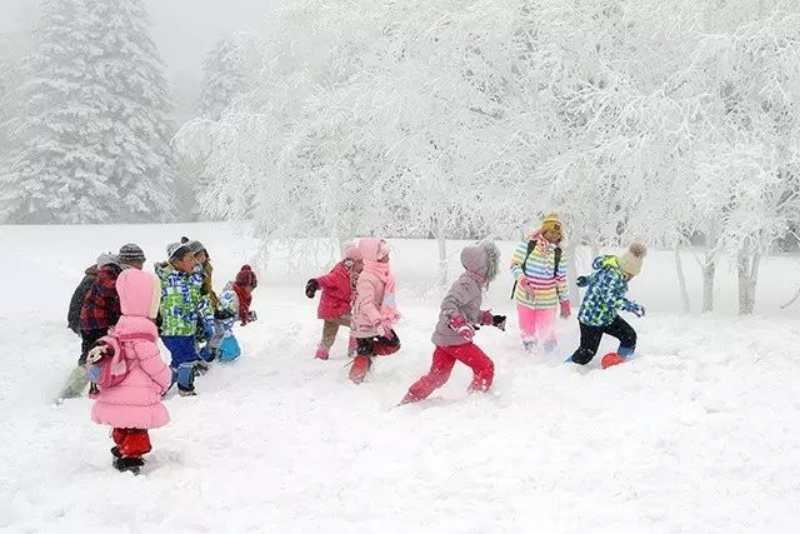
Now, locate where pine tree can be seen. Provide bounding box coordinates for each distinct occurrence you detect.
[0,0,175,224]
[0,0,118,223]
[85,0,175,221]
[198,33,258,121]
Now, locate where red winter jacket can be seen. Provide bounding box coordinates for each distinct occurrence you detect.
[80,264,123,331]
[316,261,354,320]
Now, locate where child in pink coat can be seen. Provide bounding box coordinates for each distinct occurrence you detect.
[89,268,171,473]
[349,238,400,383]
[305,242,363,360]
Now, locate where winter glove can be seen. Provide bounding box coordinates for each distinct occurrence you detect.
[576,275,589,287]
[518,276,534,293]
[449,314,475,342]
[631,304,646,318]
[492,315,507,331]
[305,279,320,299]
[87,344,110,364]
[560,300,572,319]
[214,309,235,320]
[247,310,258,322]
[479,310,494,326]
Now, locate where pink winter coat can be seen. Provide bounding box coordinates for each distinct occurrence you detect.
[316,261,354,320]
[91,269,171,430]
[352,238,396,338]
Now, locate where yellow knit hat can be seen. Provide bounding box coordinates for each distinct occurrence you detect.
[541,213,562,234]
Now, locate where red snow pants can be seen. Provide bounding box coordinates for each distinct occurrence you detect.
[112,428,152,457]
[406,343,494,402]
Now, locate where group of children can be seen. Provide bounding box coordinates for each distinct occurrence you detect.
[70,214,647,474]
[306,213,647,404]
[66,238,258,472]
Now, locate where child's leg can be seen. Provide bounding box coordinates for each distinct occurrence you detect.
[603,316,637,357]
[404,347,457,402]
[162,336,198,392]
[120,428,151,458]
[350,337,375,383]
[317,320,340,357]
[534,308,558,353]
[570,322,604,365]
[517,304,537,348]
[451,343,495,392]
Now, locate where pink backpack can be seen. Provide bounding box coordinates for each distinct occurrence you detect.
[87,332,156,388]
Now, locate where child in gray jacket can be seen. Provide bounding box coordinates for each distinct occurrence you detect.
[401,241,506,404]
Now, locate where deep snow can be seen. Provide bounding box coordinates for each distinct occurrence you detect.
[1,223,799,534]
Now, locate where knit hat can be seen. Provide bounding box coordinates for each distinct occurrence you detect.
[540,213,562,234]
[96,252,118,268]
[619,242,647,276]
[167,242,192,262]
[181,236,207,255]
[118,243,146,264]
[235,265,258,288]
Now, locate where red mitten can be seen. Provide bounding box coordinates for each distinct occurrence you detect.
[479,310,494,326]
[449,314,475,342]
[560,300,572,319]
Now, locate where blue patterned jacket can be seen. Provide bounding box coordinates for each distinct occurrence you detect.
[577,255,643,327]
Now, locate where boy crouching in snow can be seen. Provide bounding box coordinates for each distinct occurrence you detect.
[401,241,506,404]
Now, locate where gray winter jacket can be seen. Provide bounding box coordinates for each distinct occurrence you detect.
[431,242,499,347]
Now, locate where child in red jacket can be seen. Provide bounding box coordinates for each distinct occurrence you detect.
[305,243,363,360]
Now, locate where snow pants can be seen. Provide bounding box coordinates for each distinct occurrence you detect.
[320,314,352,350]
[517,304,557,351]
[406,343,494,401]
[570,316,637,365]
[112,428,151,458]
[161,335,198,391]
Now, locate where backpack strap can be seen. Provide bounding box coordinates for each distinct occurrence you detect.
[553,246,562,278]
[510,240,537,299]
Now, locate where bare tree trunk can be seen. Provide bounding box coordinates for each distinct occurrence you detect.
[702,251,716,313]
[566,240,579,306]
[737,248,761,315]
[675,244,691,313]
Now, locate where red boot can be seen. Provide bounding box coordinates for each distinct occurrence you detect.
[349,355,372,384]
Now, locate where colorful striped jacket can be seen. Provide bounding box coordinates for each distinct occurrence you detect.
[154,262,214,337]
[577,255,642,327]
[510,232,568,309]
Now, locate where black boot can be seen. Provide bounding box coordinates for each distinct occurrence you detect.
[110,446,121,458]
[113,456,144,474]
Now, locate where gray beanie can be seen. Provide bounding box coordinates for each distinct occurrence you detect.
[118,243,146,264]
[167,242,192,262]
[96,252,119,268]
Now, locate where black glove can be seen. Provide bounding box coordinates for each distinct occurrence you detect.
[576,275,589,287]
[305,279,319,298]
[492,315,507,331]
[247,310,258,322]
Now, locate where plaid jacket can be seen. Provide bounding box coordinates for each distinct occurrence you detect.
[577,255,642,327]
[79,264,122,331]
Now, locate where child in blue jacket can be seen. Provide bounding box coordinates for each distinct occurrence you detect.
[569,243,647,365]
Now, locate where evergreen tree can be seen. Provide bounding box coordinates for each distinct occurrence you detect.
[198,32,258,121]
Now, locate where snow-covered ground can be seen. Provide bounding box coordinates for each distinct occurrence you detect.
[1,223,799,533]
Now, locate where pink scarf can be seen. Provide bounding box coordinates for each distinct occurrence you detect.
[364,261,400,326]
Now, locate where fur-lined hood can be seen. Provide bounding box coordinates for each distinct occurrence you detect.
[460,241,500,284]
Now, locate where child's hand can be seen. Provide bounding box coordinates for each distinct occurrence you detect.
[305,279,320,298]
[631,304,646,318]
[492,315,507,331]
[479,310,494,326]
[518,276,534,293]
[449,314,475,341]
[87,345,109,364]
[576,275,589,287]
[560,300,572,318]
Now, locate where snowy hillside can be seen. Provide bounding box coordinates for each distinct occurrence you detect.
[1,223,799,533]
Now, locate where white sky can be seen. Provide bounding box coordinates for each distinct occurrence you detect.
[1,0,271,121]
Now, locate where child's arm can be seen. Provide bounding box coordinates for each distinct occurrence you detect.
[137,344,171,394]
[355,276,383,330]
[620,297,646,317]
[441,279,480,340]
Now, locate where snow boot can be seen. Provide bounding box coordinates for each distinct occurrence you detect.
[113,456,144,474]
[111,446,122,459]
[314,345,330,361]
[178,386,197,397]
[399,391,419,405]
[349,355,372,384]
[523,340,537,353]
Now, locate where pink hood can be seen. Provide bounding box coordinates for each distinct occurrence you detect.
[117,269,161,319]
[358,238,389,262]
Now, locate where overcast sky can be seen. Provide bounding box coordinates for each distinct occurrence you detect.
[2,0,271,121]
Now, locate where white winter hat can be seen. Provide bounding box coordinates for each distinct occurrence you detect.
[619,242,647,276]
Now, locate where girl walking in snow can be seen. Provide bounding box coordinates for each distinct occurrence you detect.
[510,214,571,354]
[305,242,363,360]
[88,268,171,473]
[349,238,401,384]
[208,265,258,362]
[401,241,505,404]
[568,243,647,365]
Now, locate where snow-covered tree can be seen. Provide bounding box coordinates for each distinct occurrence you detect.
[0,0,174,224]
[198,32,261,121]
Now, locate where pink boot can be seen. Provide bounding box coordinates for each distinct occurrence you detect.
[314,345,329,360]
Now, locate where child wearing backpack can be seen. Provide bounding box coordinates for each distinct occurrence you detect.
[305,242,363,360]
[88,268,171,474]
[401,241,505,404]
[207,265,258,362]
[568,242,647,366]
[510,214,570,354]
[155,242,214,396]
[349,238,401,384]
